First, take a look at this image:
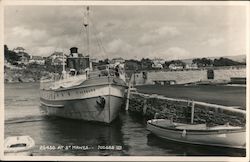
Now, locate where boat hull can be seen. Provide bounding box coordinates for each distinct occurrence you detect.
[4,136,35,156]
[147,119,246,149]
[40,77,126,123]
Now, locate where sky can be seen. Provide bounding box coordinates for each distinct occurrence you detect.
[4,5,247,60]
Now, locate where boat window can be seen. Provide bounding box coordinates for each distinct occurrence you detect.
[10,143,27,148]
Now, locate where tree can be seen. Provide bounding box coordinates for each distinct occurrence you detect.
[192,58,213,67]
[164,60,186,69]
[4,44,20,64]
[213,57,245,67]
[125,59,141,70]
[141,58,153,70]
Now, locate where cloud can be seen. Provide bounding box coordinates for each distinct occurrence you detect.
[156,47,190,60]
[156,26,180,36]
[30,46,56,56]
[138,26,180,45]
[4,5,246,59]
[106,38,133,59]
[202,37,224,47]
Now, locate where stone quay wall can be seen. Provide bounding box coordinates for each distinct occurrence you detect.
[128,92,246,127]
[132,66,246,85]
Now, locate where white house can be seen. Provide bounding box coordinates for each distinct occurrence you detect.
[49,52,66,65]
[169,64,183,70]
[111,57,125,64]
[152,63,163,69]
[152,58,164,69]
[13,47,25,53]
[29,56,45,65]
[185,63,198,70]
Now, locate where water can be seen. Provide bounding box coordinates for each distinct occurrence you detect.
[4,83,245,156]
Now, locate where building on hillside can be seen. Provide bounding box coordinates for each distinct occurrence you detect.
[48,52,67,66]
[152,58,164,69]
[18,55,29,65]
[169,63,183,70]
[13,47,30,65]
[111,57,125,64]
[152,63,163,69]
[185,63,198,70]
[152,58,165,64]
[13,47,25,53]
[29,56,45,65]
[109,57,125,68]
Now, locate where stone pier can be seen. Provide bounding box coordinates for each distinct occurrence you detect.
[128,92,246,127]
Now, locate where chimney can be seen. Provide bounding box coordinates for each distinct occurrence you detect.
[70,47,78,54]
[70,47,78,58]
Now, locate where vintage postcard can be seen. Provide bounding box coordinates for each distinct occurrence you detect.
[0,1,249,161]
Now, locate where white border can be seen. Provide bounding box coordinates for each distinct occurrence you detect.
[246,2,250,160]
[0,1,249,162]
[0,0,4,161]
[3,0,250,6]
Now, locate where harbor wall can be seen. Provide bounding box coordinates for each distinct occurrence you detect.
[213,67,246,81]
[128,92,246,127]
[131,66,246,85]
[147,70,206,84]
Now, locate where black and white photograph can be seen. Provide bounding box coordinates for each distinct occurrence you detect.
[1,1,249,161]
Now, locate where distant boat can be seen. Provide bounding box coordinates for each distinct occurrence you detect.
[4,136,35,156]
[39,6,127,123]
[147,119,246,149]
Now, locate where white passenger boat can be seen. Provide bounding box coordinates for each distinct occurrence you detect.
[147,119,246,149]
[4,136,35,156]
[40,6,127,123]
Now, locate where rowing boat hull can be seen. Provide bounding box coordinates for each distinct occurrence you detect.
[147,119,246,149]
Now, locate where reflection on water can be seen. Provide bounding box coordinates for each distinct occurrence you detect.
[5,113,246,156]
[40,117,126,156]
[4,83,246,156]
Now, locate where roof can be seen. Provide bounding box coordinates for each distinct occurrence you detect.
[152,58,164,61]
[50,52,63,56]
[14,47,25,50]
[112,57,124,60]
[31,56,44,60]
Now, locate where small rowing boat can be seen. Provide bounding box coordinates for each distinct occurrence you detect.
[4,136,35,156]
[147,119,246,149]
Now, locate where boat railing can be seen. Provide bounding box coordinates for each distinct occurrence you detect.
[89,64,126,81]
[40,64,126,89]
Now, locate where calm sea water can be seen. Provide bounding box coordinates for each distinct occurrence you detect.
[4,83,245,156]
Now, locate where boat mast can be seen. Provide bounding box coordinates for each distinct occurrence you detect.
[84,6,90,56]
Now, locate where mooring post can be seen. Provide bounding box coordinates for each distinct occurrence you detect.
[191,100,195,124]
[125,78,132,111]
[142,98,147,115]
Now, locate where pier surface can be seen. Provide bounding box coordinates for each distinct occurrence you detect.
[136,85,246,108]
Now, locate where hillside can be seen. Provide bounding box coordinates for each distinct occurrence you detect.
[182,55,246,64]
